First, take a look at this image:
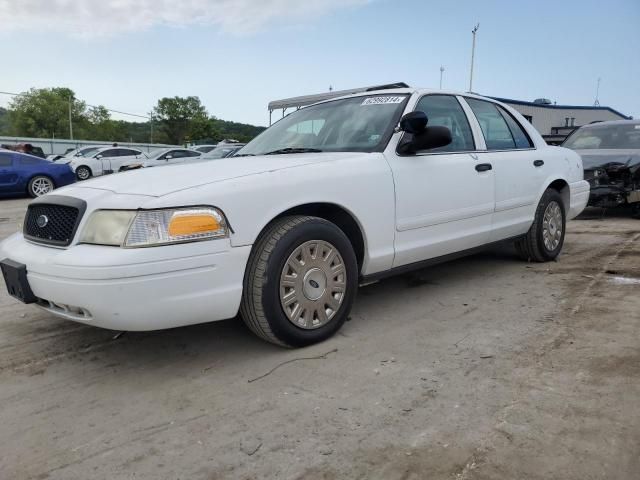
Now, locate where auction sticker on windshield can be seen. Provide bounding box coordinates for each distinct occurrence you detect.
[361,96,405,105]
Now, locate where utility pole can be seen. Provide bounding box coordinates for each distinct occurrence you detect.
[149,111,154,143]
[439,66,445,89]
[68,95,74,140]
[593,77,601,106]
[469,23,480,93]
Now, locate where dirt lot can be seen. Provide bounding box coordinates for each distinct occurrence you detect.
[0,196,638,480]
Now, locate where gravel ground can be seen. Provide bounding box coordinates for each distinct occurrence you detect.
[0,196,638,480]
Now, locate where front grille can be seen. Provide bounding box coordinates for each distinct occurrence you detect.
[24,197,86,246]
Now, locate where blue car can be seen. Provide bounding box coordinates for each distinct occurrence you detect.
[0,150,76,198]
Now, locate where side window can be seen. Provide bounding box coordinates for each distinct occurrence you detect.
[100,149,118,157]
[120,149,140,157]
[497,106,533,149]
[172,150,188,158]
[0,153,13,167]
[465,98,515,150]
[413,95,475,152]
[186,150,201,157]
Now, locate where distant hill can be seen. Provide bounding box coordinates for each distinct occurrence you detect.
[0,107,265,144]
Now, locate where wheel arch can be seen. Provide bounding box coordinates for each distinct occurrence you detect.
[253,202,367,272]
[75,164,93,176]
[545,178,570,210]
[26,173,56,193]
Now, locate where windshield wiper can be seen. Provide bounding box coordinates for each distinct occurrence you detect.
[263,147,323,155]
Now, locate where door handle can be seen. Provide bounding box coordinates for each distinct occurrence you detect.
[475,163,492,172]
[533,160,544,167]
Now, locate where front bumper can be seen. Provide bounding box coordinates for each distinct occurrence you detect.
[0,234,251,331]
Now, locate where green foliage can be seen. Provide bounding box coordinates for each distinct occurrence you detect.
[2,88,265,145]
[9,87,87,139]
[153,96,211,145]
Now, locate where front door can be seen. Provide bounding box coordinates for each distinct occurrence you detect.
[385,94,495,267]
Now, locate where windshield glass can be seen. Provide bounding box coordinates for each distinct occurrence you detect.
[564,123,640,150]
[240,94,409,156]
[72,147,100,157]
[147,148,168,159]
[202,147,239,159]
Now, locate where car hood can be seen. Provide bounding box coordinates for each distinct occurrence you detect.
[70,152,369,197]
[576,149,640,170]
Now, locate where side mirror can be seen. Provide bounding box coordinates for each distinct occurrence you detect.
[399,111,428,134]
[165,155,173,160]
[398,126,452,154]
[96,154,103,159]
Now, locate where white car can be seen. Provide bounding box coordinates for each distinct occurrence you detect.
[118,148,202,171]
[0,87,589,347]
[68,146,148,180]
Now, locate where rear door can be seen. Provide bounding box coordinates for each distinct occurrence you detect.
[462,98,542,241]
[0,152,19,192]
[109,148,144,172]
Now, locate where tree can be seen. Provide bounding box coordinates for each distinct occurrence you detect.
[9,87,88,139]
[153,96,211,145]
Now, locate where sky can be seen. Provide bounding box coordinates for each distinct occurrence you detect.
[0,0,638,126]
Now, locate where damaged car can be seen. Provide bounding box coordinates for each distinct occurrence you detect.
[563,120,640,217]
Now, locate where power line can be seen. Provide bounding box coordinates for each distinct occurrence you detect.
[0,90,151,120]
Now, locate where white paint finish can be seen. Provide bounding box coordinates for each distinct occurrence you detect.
[384,149,494,266]
[0,88,590,332]
[68,147,147,177]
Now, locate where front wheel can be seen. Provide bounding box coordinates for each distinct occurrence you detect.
[76,166,92,181]
[27,176,55,198]
[515,188,566,262]
[240,216,358,347]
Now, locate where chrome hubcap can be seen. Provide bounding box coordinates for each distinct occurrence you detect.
[32,178,53,196]
[279,240,346,329]
[77,168,89,180]
[542,201,563,251]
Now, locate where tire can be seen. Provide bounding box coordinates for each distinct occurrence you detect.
[515,188,566,262]
[27,175,55,198]
[240,215,358,347]
[76,166,92,181]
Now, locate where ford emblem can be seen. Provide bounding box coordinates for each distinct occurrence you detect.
[36,215,49,228]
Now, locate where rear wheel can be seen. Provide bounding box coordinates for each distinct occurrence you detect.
[76,166,92,181]
[240,215,358,347]
[27,176,54,198]
[515,189,566,262]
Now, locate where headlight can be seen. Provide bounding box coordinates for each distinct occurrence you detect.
[80,207,229,247]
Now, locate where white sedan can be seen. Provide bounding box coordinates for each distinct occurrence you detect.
[0,87,589,347]
[67,146,148,180]
[118,148,202,171]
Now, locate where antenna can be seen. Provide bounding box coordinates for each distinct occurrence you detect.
[593,78,601,106]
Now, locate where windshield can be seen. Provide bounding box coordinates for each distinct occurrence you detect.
[240,94,409,156]
[202,146,240,159]
[71,147,100,157]
[147,148,169,159]
[564,123,640,150]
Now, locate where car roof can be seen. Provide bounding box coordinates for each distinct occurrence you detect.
[310,87,506,108]
[578,119,640,129]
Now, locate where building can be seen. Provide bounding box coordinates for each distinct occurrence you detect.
[490,97,631,144]
[267,84,631,145]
